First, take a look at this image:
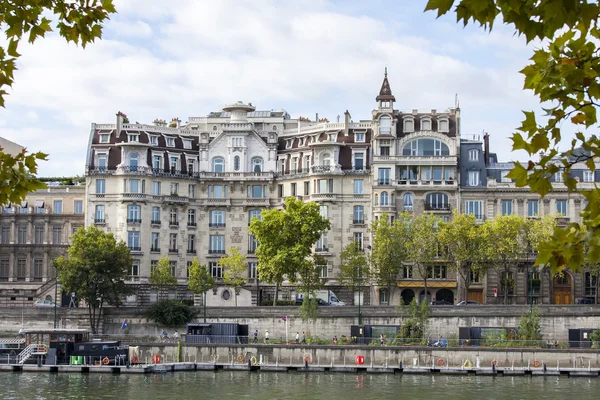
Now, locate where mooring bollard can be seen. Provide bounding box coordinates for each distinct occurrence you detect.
[305,359,308,368]
[399,361,403,369]
[543,364,547,372]
[492,363,496,374]
[248,359,251,369]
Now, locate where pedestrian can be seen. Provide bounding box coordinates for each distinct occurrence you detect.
[332,336,338,345]
[253,329,258,343]
[18,328,24,338]
[380,334,385,346]
[295,332,299,344]
[161,329,168,342]
[173,330,180,341]
[265,330,269,344]
[302,331,306,344]
[69,292,76,308]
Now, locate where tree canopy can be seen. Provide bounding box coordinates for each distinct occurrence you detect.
[52,226,132,333]
[220,247,247,306]
[149,255,177,300]
[338,241,370,298]
[187,257,216,296]
[425,0,600,275]
[407,213,442,301]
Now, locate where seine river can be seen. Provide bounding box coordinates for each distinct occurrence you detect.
[0,372,596,399]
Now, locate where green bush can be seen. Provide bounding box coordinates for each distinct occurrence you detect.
[590,329,600,348]
[146,299,196,327]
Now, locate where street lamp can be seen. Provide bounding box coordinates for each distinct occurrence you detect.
[357,266,362,325]
[529,267,533,313]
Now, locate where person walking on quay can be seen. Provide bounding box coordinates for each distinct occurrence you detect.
[161,329,168,342]
[173,330,180,341]
[302,331,306,344]
[295,332,300,344]
[264,330,270,344]
[253,330,259,343]
[380,334,385,346]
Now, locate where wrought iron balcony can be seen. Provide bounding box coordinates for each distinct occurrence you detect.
[209,222,226,228]
[353,219,365,225]
[150,247,160,253]
[208,249,226,254]
[151,220,161,225]
[315,247,329,253]
[94,218,105,224]
[127,218,142,224]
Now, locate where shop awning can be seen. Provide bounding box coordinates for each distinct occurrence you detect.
[35,200,44,208]
[397,280,457,288]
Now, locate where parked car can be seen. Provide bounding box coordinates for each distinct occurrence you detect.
[456,300,480,306]
[33,299,56,308]
[430,300,453,306]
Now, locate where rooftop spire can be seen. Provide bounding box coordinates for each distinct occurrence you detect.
[376,68,395,102]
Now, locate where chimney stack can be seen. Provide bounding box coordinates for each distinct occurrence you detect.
[483,132,490,166]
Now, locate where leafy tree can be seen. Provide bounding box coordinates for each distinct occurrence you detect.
[220,247,247,306]
[187,257,216,322]
[425,0,600,275]
[338,241,370,304]
[525,215,558,302]
[439,212,487,302]
[518,306,543,342]
[481,215,528,305]
[149,255,177,300]
[370,212,412,302]
[397,298,431,343]
[146,299,195,327]
[583,242,600,304]
[52,226,132,334]
[0,0,116,208]
[298,254,325,321]
[249,197,330,305]
[407,213,442,303]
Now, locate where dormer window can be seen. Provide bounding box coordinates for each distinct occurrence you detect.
[468,149,479,161]
[421,119,431,131]
[299,137,305,147]
[381,101,391,108]
[328,133,336,142]
[285,140,292,149]
[183,139,192,149]
[99,134,110,143]
[232,137,243,147]
[355,132,365,142]
[128,134,139,142]
[403,118,414,133]
[149,135,158,146]
[438,118,449,132]
[166,137,175,147]
[379,115,392,135]
[170,156,179,172]
[501,171,511,183]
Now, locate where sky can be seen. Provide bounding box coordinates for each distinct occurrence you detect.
[0,0,545,177]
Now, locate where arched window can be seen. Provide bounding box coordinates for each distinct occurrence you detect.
[438,119,449,132]
[425,193,449,210]
[321,153,331,167]
[379,115,392,135]
[129,153,138,171]
[403,193,413,211]
[380,191,389,206]
[212,125,218,131]
[251,157,263,173]
[272,125,277,131]
[404,118,414,132]
[402,139,450,156]
[212,157,225,173]
[421,119,431,131]
[234,156,240,171]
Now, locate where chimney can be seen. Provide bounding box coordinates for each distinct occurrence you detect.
[344,110,351,136]
[315,113,319,123]
[116,112,123,136]
[483,132,490,166]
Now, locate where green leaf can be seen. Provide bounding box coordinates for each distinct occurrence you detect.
[424,0,455,17]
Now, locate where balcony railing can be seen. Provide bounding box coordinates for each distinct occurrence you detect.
[316,247,329,253]
[128,246,141,252]
[209,223,226,228]
[94,218,105,224]
[187,222,197,227]
[377,179,391,186]
[150,247,160,253]
[311,165,334,173]
[353,219,365,225]
[208,249,226,254]
[118,166,152,174]
[151,220,161,225]
[127,218,142,224]
[168,248,178,254]
[424,203,451,211]
[187,249,196,254]
[169,221,179,227]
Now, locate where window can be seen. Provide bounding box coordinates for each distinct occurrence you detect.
[151,232,160,251]
[166,137,175,147]
[403,193,413,211]
[169,261,177,277]
[130,260,140,282]
[378,168,390,185]
[17,225,26,244]
[317,179,333,193]
[183,139,192,149]
[353,153,364,170]
[95,205,105,223]
[319,264,328,278]
[234,156,240,171]
[152,155,162,170]
[291,183,297,196]
[53,200,63,214]
[127,205,141,222]
[248,210,262,226]
[170,182,179,195]
[432,167,443,183]
[379,115,392,135]
[51,226,63,244]
[583,170,594,183]
[321,153,331,167]
[501,171,511,183]
[465,200,483,220]
[209,185,228,199]
[212,157,225,172]
[232,137,243,147]
[129,179,141,193]
[438,119,449,132]
[16,258,26,280]
[426,193,449,210]
[304,181,310,196]
[169,156,179,172]
[35,200,45,214]
[248,262,258,279]
[427,265,447,279]
[379,144,390,156]
[209,235,225,254]
[316,232,328,252]
[353,205,364,224]
[188,234,196,253]
[127,231,140,250]
[128,153,139,171]
[402,139,450,156]
[188,184,196,199]
[170,208,178,225]
[355,132,365,142]
[0,258,8,281]
[354,179,364,194]
[251,157,264,173]
[74,200,83,214]
[379,289,389,305]
[99,134,110,143]
[187,159,196,175]
[187,209,196,226]
[403,266,413,279]
[247,185,267,199]
[210,210,225,228]
[149,135,158,146]
[151,206,160,224]
[152,182,161,196]
[468,149,479,161]
[468,171,480,187]
[96,153,107,170]
[501,271,515,295]
[319,205,328,219]
[585,272,597,297]
[554,170,563,183]
[353,232,363,249]
[128,134,139,142]
[380,191,389,206]
[501,200,513,216]
[33,258,43,281]
[527,200,539,217]
[169,233,178,251]
[556,199,567,216]
[210,262,222,278]
[403,118,414,132]
[248,235,258,254]
[34,226,44,244]
[0,226,8,244]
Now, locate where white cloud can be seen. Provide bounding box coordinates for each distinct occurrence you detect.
[0,0,542,176]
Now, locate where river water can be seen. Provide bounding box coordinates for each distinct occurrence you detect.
[0,372,596,399]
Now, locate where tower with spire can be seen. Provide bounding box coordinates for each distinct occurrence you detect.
[376,67,395,110]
